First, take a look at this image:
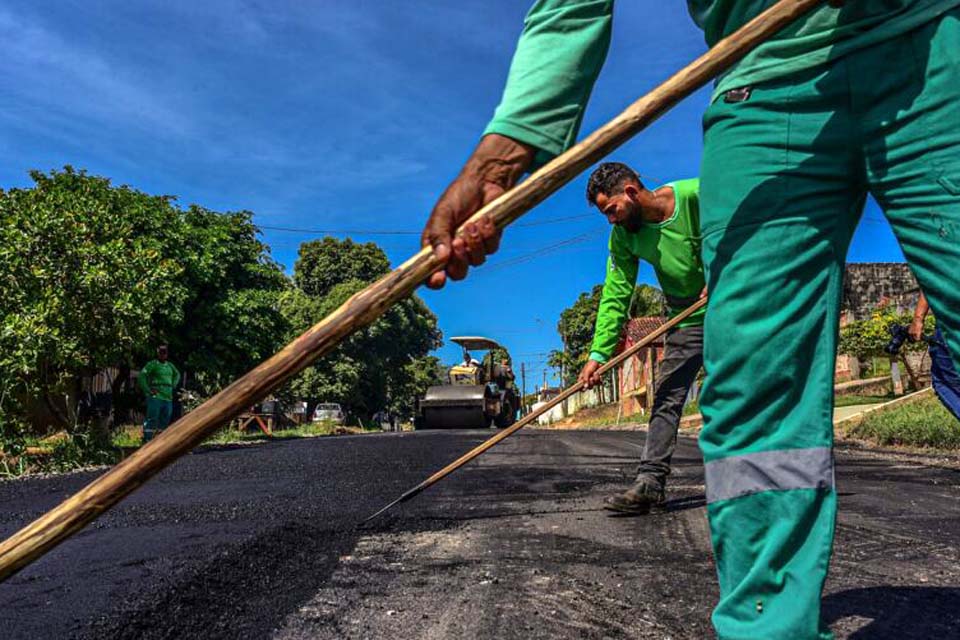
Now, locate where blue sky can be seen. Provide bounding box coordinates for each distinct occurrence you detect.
[2,1,904,389]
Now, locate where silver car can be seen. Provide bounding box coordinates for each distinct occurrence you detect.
[312,402,345,424]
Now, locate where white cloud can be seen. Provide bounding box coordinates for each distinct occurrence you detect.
[0,7,193,137]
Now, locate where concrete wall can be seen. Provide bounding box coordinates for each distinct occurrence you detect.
[535,387,605,425]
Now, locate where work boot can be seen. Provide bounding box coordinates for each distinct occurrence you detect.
[603,476,666,515]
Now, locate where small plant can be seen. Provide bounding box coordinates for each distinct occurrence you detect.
[42,431,119,472]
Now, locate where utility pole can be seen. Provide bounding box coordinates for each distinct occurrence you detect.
[520,362,526,416]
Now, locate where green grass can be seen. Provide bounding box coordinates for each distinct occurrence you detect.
[109,420,369,449]
[833,394,895,408]
[203,420,357,445]
[845,394,960,449]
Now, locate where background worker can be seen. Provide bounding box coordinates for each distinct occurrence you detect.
[577,163,705,514]
[419,2,960,638]
[138,344,181,443]
[910,292,960,421]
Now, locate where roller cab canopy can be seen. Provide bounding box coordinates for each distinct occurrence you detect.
[450,336,503,352]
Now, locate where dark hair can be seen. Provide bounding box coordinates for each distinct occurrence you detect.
[586,162,643,206]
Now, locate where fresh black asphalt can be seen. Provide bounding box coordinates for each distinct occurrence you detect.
[1,429,958,639]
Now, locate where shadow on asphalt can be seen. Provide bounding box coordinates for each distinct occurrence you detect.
[603,493,707,518]
[823,586,960,639]
[77,521,366,640]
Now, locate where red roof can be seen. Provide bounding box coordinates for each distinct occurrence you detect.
[617,316,667,352]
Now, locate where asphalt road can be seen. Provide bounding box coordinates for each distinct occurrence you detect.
[1,429,959,639]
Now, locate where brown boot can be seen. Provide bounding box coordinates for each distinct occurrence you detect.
[603,476,666,515]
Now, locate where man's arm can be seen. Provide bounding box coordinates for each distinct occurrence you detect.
[579,230,638,388]
[423,0,614,289]
[138,362,153,397]
[909,292,930,342]
[171,363,181,390]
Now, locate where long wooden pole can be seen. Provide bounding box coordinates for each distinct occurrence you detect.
[361,297,707,525]
[0,0,823,582]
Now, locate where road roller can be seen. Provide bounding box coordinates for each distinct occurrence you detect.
[415,336,518,429]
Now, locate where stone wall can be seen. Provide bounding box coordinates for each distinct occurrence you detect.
[841,263,920,320]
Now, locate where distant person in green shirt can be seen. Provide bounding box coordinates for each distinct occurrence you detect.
[418,2,960,638]
[577,163,705,515]
[138,344,181,443]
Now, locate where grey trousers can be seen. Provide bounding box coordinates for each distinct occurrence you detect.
[636,325,703,486]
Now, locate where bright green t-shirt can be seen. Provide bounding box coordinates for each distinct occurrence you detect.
[138,360,181,401]
[485,0,960,164]
[589,178,706,364]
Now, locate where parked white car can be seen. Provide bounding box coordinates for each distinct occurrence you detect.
[312,403,345,424]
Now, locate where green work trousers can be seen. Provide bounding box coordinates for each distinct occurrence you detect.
[144,397,173,443]
[698,11,960,640]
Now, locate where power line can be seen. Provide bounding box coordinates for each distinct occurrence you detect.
[256,212,597,237]
[479,229,606,274]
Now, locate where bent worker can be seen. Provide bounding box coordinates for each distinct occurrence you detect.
[138,344,181,443]
[419,3,960,638]
[576,163,705,514]
[910,292,960,421]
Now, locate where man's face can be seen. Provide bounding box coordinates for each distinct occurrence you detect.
[157,347,168,362]
[595,185,643,232]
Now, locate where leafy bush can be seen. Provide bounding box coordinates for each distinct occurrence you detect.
[41,431,118,472]
[839,307,935,359]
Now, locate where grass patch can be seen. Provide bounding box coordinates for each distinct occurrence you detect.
[204,420,362,445]
[845,394,960,449]
[108,420,372,450]
[834,394,894,408]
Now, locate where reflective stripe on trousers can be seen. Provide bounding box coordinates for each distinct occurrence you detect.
[704,447,834,504]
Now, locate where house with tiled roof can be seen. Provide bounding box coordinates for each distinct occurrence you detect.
[616,316,668,416]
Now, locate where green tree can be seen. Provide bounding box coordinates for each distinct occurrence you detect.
[293,237,391,298]
[629,284,666,318]
[0,167,290,440]
[281,238,441,420]
[385,355,445,420]
[551,283,664,386]
[0,168,185,433]
[155,205,289,395]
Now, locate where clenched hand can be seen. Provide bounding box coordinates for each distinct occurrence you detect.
[422,134,534,289]
[578,359,603,390]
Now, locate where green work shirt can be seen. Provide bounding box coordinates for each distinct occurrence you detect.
[589,178,706,364]
[138,360,181,402]
[485,0,960,165]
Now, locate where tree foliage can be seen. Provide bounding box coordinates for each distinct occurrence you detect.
[1,168,182,432]
[281,238,441,419]
[839,306,935,359]
[156,205,290,393]
[293,237,391,298]
[550,283,664,386]
[1,168,442,444]
[0,167,288,436]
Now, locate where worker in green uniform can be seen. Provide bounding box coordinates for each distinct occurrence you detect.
[577,163,706,514]
[419,2,960,638]
[138,344,181,443]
